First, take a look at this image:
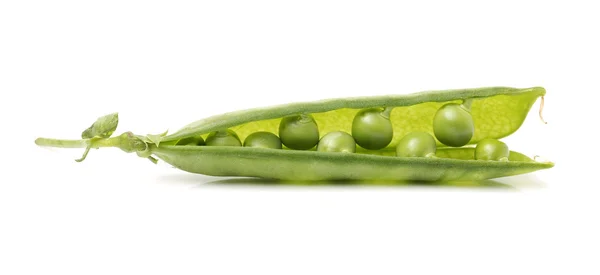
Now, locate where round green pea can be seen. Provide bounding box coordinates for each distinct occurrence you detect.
[175,136,205,146]
[205,129,242,147]
[433,103,474,147]
[396,131,436,158]
[278,114,319,150]
[475,139,509,161]
[352,108,394,150]
[317,131,356,153]
[244,131,282,149]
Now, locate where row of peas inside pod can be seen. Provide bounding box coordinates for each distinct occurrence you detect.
[175,99,510,161]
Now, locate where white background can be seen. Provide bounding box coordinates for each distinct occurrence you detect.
[1,1,598,274]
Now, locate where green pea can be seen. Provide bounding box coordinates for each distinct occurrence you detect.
[352,107,394,150]
[205,129,241,146]
[396,132,436,158]
[475,139,509,161]
[244,131,282,149]
[317,131,356,153]
[175,136,205,146]
[279,114,319,150]
[433,102,474,147]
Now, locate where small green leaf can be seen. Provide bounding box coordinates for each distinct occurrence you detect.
[82,113,119,139]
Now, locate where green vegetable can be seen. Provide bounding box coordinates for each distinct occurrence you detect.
[475,139,509,161]
[278,114,319,150]
[433,101,474,147]
[317,131,356,153]
[205,130,241,147]
[352,107,394,150]
[396,132,436,158]
[244,131,282,149]
[35,86,553,182]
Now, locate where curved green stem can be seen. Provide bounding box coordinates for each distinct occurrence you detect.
[461,98,473,111]
[381,107,394,119]
[298,113,315,123]
[75,146,92,162]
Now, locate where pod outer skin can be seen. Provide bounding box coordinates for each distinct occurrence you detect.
[153,146,553,181]
[148,86,551,181]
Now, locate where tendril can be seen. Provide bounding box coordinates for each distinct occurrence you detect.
[75,145,92,162]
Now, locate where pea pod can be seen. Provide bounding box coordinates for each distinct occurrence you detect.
[35,86,553,182]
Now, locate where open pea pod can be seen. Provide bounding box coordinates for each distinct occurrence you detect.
[36,86,553,182]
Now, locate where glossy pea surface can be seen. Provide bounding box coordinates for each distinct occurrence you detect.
[317,131,356,153]
[244,131,282,149]
[205,129,241,147]
[433,103,474,147]
[475,139,509,161]
[352,108,393,150]
[396,132,436,157]
[278,114,319,150]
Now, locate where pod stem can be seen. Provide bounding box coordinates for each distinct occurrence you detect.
[298,113,315,123]
[34,136,121,149]
[35,138,89,148]
[381,107,394,119]
[539,96,547,124]
[461,98,473,111]
[37,137,116,162]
